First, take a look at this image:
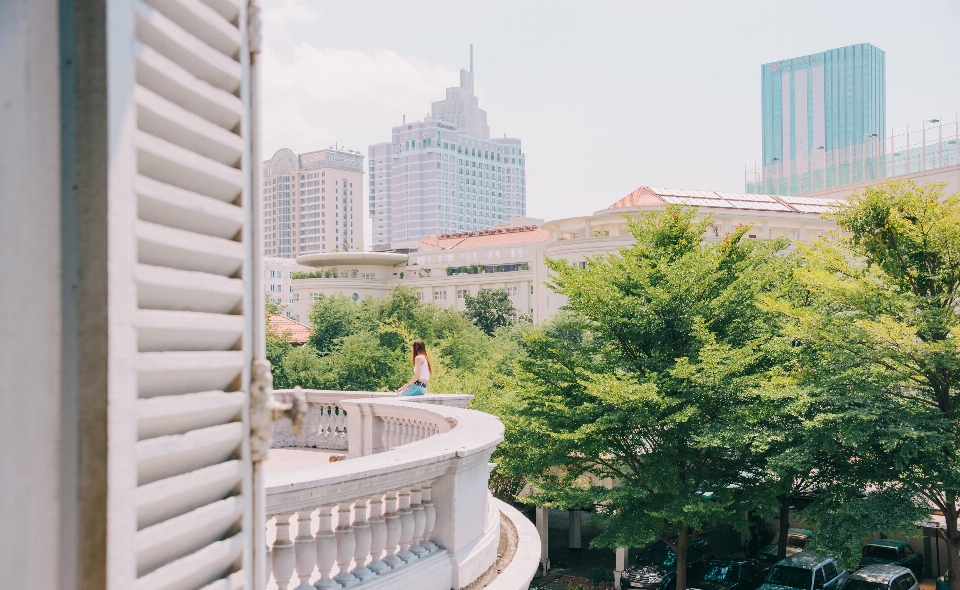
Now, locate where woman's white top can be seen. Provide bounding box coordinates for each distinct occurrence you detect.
[416,356,430,381]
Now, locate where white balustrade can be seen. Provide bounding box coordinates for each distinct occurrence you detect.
[271,390,472,451]
[265,398,505,590]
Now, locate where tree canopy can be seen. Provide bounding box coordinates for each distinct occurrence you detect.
[463,288,519,335]
[492,206,798,590]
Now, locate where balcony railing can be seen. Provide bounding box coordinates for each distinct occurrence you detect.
[265,391,535,590]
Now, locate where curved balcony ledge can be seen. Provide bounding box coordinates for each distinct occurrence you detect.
[264,394,536,590]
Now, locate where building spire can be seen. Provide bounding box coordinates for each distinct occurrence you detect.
[470,44,473,77]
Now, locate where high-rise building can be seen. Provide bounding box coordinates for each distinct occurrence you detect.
[369,46,526,249]
[262,147,364,258]
[761,43,886,174]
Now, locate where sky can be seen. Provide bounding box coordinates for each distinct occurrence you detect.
[260,0,960,236]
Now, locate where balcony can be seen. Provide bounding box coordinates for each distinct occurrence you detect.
[264,390,541,590]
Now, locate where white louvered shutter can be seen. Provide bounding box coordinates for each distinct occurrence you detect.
[124,0,260,588]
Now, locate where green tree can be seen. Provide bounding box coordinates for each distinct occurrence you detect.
[773,180,960,578]
[463,288,518,335]
[496,207,795,590]
[307,293,360,353]
[282,345,337,389]
[265,300,293,389]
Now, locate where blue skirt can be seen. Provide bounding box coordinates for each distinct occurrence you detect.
[398,382,427,396]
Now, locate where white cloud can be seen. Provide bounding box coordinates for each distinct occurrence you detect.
[260,0,319,48]
[260,45,459,158]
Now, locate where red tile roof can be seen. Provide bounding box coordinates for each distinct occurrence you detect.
[418,225,550,250]
[268,313,311,344]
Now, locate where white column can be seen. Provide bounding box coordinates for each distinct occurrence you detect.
[293,509,316,590]
[569,509,582,550]
[367,494,389,574]
[396,488,417,563]
[536,506,550,575]
[351,498,375,581]
[382,491,402,569]
[314,505,339,589]
[614,546,630,590]
[271,513,295,590]
[410,486,428,556]
[421,482,438,552]
[333,501,357,586]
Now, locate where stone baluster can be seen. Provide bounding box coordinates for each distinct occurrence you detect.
[266,536,273,586]
[351,499,375,581]
[396,488,416,564]
[382,491,402,569]
[367,494,389,574]
[315,505,338,589]
[336,405,347,440]
[272,512,296,590]
[294,509,316,590]
[318,404,330,441]
[421,482,438,552]
[413,421,423,441]
[304,404,319,447]
[400,420,410,446]
[332,501,357,586]
[384,418,396,450]
[409,486,427,557]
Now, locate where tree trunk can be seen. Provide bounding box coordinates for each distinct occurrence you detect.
[675,528,691,590]
[945,504,960,590]
[778,495,791,559]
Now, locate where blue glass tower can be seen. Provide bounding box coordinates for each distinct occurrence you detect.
[760,43,885,193]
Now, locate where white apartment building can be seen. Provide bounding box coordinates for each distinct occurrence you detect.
[290,187,840,324]
[369,46,526,249]
[262,147,364,258]
[263,256,313,316]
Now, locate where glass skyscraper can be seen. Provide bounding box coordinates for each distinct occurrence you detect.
[760,43,885,193]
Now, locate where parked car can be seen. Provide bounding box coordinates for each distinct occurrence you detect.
[688,558,768,590]
[860,540,923,578]
[757,552,850,590]
[620,538,714,590]
[757,529,814,570]
[840,565,919,590]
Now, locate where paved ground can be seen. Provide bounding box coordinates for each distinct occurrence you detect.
[263,447,340,475]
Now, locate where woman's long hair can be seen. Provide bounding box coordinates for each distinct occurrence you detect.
[412,339,432,374]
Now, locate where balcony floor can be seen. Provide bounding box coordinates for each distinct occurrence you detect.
[263,448,341,475]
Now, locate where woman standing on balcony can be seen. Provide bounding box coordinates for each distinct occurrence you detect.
[397,339,431,396]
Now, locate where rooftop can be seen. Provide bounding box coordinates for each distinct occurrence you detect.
[267,313,311,344]
[607,186,840,214]
[418,225,550,250]
[296,251,409,267]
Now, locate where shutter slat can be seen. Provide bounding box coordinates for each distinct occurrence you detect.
[137,220,243,277]
[198,570,244,590]
[137,350,244,398]
[142,0,241,57]
[196,0,241,26]
[136,175,243,240]
[136,496,245,577]
[134,533,244,590]
[136,42,241,130]
[136,310,244,352]
[135,264,243,314]
[134,0,241,93]
[137,131,242,202]
[136,86,243,166]
[136,461,244,530]
[138,389,244,439]
[137,422,244,485]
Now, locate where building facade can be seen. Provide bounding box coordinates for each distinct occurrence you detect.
[759,43,886,195]
[291,187,840,324]
[262,147,364,258]
[369,46,525,249]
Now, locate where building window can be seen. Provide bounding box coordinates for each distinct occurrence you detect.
[457,289,469,299]
[507,286,519,296]
[434,290,447,301]
[416,291,424,301]
[530,285,534,295]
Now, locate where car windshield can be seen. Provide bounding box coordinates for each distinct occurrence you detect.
[842,580,888,590]
[788,536,809,548]
[637,546,677,568]
[768,565,813,590]
[863,546,899,560]
[703,564,739,582]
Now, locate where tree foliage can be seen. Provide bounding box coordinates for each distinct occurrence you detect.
[770,180,960,580]
[463,288,518,335]
[494,207,797,590]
